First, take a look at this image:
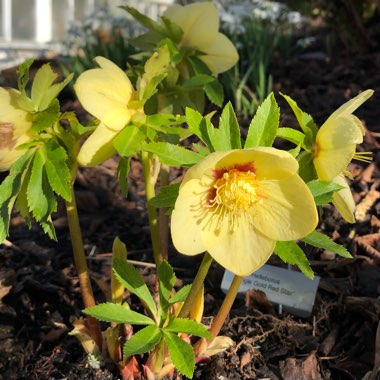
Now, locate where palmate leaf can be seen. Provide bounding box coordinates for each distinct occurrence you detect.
[302,230,352,258]
[32,100,60,133]
[123,325,162,357]
[163,331,195,378]
[245,92,279,148]
[274,241,314,279]
[30,63,73,111]
[113,259,157,318]
[185,108,214,151]
[84,303,155,325]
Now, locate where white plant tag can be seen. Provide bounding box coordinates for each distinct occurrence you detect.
[221,265,320,317]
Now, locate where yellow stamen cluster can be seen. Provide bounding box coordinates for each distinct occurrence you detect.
[210,169,259,213]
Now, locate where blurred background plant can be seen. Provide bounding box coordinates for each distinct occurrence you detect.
[217,0,302,120]
[279,0,380,54]
[59,6,144,84]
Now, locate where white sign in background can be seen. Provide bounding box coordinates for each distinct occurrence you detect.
[221,265,320,317]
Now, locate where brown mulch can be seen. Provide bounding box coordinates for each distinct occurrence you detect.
[1,33,380,380]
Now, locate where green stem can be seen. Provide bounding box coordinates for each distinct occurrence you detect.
[65,163,102,349]
[158,164,170,261]
[209,275,243,338]
[178,252,213,319]
[141,152,163,267]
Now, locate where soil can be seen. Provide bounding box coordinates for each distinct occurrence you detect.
[1,22,380,380]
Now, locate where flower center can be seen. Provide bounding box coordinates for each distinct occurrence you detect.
[0,123,15,149]
[209,168,259,213]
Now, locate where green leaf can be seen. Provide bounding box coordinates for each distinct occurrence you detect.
[168,284,192,305]
[182,75,215,88]
[157,261,176,320]
[158,261,176,302]
[161,16,183,43]
[163,331,195,379]
[30,64,73,111]
[274,241,314,279]
[297,151,317,183]
[165,318,212,339]
[121,6,166,35]
[149,183,179,209]
[26,150,57,222]
[302,230,352,258]
[32,99,60,133]
[123,325,162,356]
[84,303,155,325]
[117,157,131,197]
[281,93,318,147]
[113,259,157,318]
[0,150,35,241]
[276,127,305,148]
[17,58,33,94]
[43,140,72,201]
[307,180,344,206]
[113,124,146,157]
[218,102,242,150]
[185,108,214,151]
[142,142,202,166]
[204,79,224,107]
[192,143,209,157]
[245,92,279,148]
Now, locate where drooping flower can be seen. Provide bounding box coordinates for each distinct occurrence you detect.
[0,88,34,171]
[171,148,318,276]
[312,89,374,222]
[164,2,238,75]
[75,57,137,166]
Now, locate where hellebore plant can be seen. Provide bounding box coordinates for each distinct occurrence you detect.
[0,2,375,380]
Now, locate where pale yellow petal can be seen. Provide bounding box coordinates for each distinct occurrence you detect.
[314,144,356,180]
[165,3,218,48]
[77,123,118,167]
[0,132,34,171]
[170,179,208,255]
[201,212,275,276]
[317,115,364,150]
[199,33,239,74]
[253,174,318,241]
[0,88,32,138]
[102,107,132,132]
[180,150,231,187]
[332,174,355,223]
[74,58,133,128]
[327,89,373,120]
[215,147,299,180]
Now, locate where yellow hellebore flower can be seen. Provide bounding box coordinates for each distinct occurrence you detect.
[0,87,34,171]
[164,2,239,75]
[312,89,374,223]
[75,57,137,166]
[171,148,318,276]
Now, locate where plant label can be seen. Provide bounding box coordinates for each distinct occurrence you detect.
[221,265,320,317]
